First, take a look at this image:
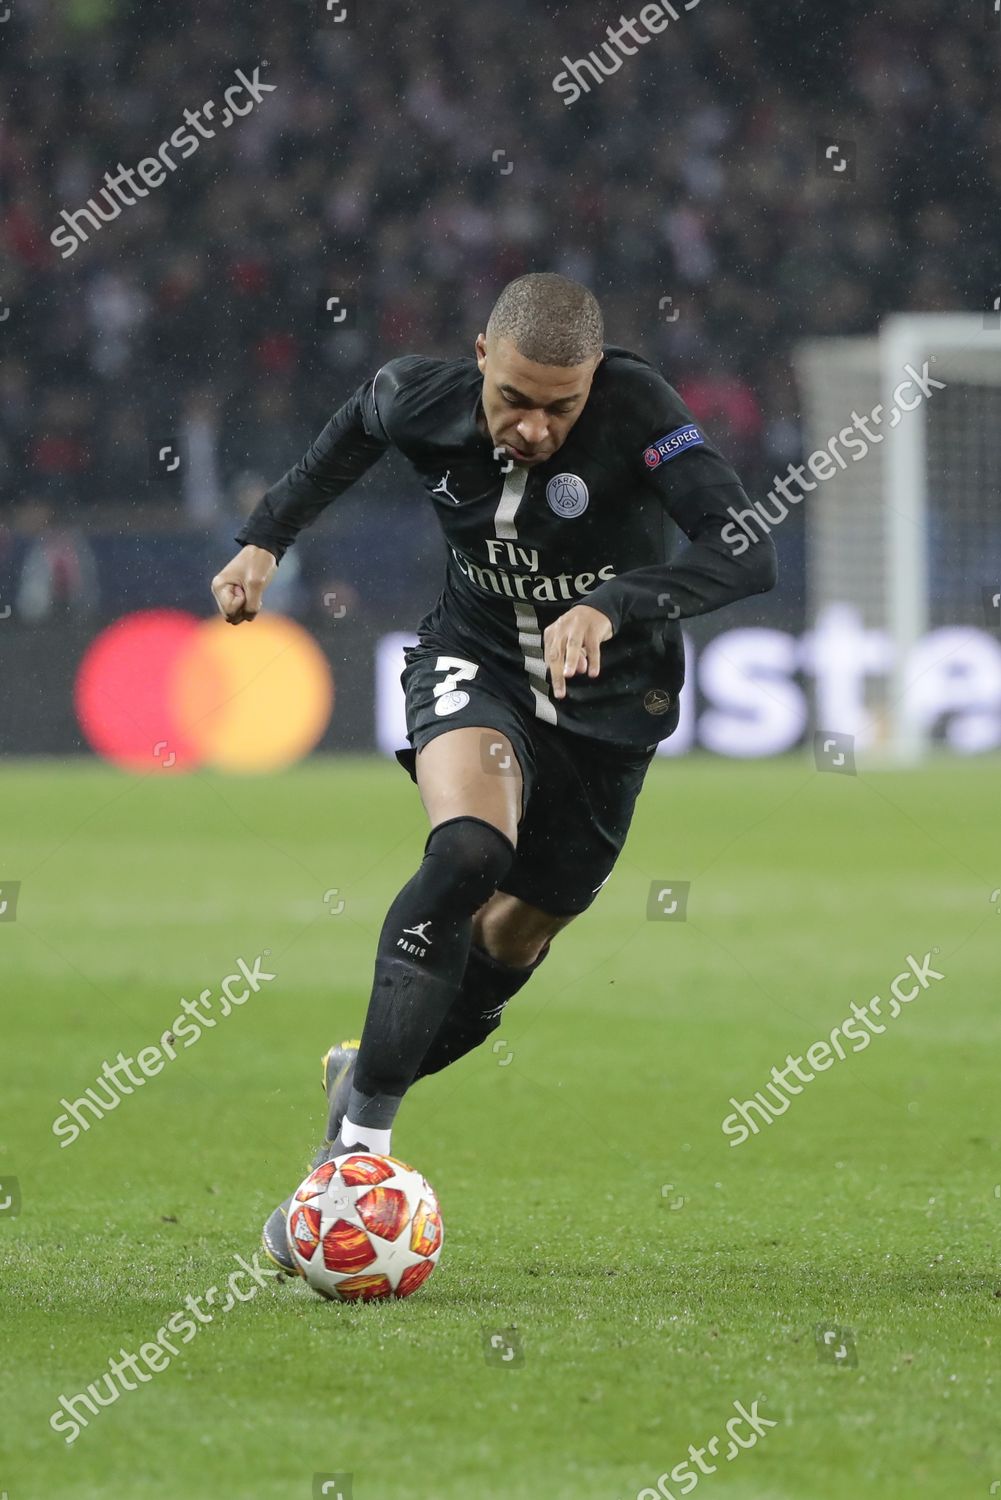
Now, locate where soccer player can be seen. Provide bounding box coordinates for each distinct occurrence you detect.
[210,273,776,1272]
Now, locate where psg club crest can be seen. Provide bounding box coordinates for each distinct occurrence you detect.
[546,473,589,519]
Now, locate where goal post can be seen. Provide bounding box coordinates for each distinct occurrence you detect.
[795,313,1001,763]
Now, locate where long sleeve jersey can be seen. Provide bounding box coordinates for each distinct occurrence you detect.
[237,346,777,748]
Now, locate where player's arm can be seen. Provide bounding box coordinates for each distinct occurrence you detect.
[546,373,776,694]
[211,363,400,624]
[579,384,777,635]
[583,478,777,636]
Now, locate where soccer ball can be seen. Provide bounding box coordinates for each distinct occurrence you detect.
[286,1153,444,1301]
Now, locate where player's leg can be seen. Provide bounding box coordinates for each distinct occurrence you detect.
[335,725,523,1154]
[413,727,657,1080]
[297,725,654,1225]
[412,891,576,1079]
[289,731,655,1274]
[262,723,524,1273]
[474,889,574,966]
[314,894,574,1140]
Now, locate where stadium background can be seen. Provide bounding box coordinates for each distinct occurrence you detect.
[3,7,1001,1500]
[1,0,997,761]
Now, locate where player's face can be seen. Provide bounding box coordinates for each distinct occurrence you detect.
[475,334,603,467]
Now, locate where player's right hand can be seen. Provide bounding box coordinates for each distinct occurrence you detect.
[210,545,277,625]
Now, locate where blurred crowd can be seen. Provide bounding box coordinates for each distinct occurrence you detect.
[0,0,995,536]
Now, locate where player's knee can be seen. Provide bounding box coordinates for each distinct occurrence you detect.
[423,816,516,916]
[483,932,551,967]
[480,913,563,967]
[475,893,571,967]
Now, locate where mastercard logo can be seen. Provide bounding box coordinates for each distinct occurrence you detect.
[75,610,334,773]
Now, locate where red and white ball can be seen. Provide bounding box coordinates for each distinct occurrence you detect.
[286,1153,444,1301]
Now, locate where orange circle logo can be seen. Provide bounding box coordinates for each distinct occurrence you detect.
[75,610,334,773]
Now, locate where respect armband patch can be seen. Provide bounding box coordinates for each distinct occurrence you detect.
[642,424,706,470]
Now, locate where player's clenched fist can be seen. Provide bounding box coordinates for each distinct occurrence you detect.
[211,545,277,624]
[544,603,614,700]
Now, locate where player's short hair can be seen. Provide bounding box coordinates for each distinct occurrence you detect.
[486,273,604,367]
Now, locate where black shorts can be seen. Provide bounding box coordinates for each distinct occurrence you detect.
[394,638,656,916]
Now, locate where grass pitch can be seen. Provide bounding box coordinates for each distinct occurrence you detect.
[2,754,999,1499]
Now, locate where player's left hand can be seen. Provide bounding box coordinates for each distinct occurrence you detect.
[544,604,614,700]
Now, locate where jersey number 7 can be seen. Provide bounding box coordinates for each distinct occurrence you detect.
[432,656,480,699]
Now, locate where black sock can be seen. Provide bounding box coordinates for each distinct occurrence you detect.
[345,816,515,1135]
[413,940,550,1079]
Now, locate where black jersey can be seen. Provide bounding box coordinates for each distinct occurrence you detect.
[236,346,777,749]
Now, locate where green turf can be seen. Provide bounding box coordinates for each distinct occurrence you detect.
[2,754,999,1499]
